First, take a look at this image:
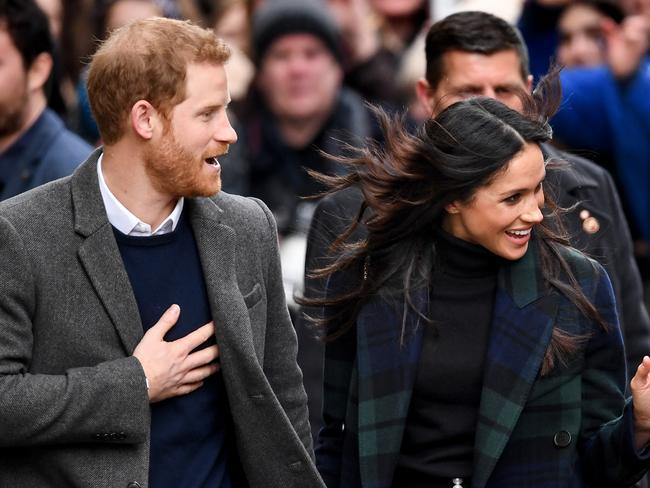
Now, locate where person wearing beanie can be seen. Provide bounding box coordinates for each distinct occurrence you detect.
[251,0,342,66]
[240,0,371,234]
[234,0,374,442]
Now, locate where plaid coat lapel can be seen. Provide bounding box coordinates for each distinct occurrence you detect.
[356,289,428,488]
[472,239,559,487]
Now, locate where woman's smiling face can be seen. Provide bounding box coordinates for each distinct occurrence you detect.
[443,142,546,261]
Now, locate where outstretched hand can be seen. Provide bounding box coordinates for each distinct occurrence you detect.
[602,15,649,80]
[631,356,650,449]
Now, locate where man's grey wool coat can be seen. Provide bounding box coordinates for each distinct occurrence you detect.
[0,149,324,488]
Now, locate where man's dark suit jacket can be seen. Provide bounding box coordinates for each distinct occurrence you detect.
[0,151,325,488]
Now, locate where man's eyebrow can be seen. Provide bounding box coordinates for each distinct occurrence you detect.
[197,99,231,112]
[495,82,520,90]
[452,84,482,92]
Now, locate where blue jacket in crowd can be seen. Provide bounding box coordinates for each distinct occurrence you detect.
[0,108,92,201]
[552,58,650,247]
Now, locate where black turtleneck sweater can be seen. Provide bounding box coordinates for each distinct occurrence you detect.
[393,231,504,488]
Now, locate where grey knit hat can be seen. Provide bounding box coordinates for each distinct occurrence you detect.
[252,0,342,65]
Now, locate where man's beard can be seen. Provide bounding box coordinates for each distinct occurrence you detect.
[0,87,28,139]
[143,130,223,198]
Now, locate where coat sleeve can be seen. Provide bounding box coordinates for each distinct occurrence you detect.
[252,198,314,457]
[553,67,614,153]
[303,190,365,486]
[314,262,363,487]
[0,216,150,447]
[579,264,650,486]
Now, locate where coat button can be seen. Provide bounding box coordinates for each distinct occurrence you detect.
[127,482,141,488]
[553,430,572,447]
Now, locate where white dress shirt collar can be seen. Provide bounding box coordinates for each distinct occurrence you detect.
[97,154,184,236]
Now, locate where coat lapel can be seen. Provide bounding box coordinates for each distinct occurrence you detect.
[72,154,254,363]
[356,288,427,488]
[472,239,559,487]
[72,150,143,353]
[185,197,258,371]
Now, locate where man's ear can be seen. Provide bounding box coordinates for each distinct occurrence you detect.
[526,74,533,93]
[27,52,53,93]
[130,100,157,140]
[415,77,436,118]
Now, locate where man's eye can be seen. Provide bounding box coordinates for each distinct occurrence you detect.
[459,89,480,97]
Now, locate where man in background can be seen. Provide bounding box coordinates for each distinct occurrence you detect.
[238,1,374,440]
[238,0,372,237]
[0,0,91,201]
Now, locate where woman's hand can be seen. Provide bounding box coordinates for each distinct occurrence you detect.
[631,355,650,449]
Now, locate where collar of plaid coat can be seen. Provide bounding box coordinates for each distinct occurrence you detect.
[353,237,559,487]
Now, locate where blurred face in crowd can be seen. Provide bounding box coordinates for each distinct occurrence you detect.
[444,142,546,261]
[0,25,29,140]
[144,63,237,197]
[370,0,424,18]
[557,4,607,67]
[214,1,249,53]
[106,0,162,33]
[417,49,532,116]
[536,0,571,5]
[35,0,63,40]
[256,33,343,123]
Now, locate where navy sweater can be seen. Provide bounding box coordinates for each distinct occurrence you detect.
[114,212,233,488]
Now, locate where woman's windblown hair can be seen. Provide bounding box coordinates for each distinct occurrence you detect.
[301,69,604,374]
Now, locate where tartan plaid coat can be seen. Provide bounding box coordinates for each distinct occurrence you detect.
[316,239,650,487]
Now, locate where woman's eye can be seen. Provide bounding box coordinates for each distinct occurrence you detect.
[504,194,521,204]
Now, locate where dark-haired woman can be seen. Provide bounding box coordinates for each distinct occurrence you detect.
[308,94,650,488]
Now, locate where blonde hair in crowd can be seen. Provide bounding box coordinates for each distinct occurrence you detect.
[87,17,231,145]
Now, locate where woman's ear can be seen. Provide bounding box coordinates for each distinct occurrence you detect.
[444,200,461,214]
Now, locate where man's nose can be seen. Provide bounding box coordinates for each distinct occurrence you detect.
[484,87,497,100]
[216,114,238,145]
